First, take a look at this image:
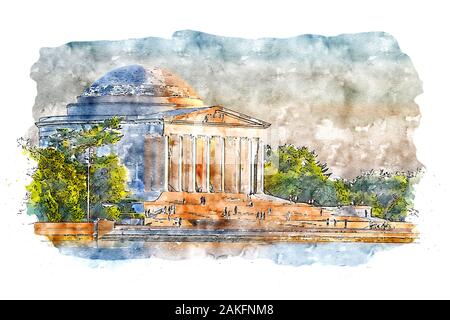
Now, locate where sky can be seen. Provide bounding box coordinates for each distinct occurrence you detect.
[30,30,423,178]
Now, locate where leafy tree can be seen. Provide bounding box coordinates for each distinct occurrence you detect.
[22,117,128,222]
[25,148,86,222]
[264,144,421,221]
[265,144,335,205]
[349,170,419,221]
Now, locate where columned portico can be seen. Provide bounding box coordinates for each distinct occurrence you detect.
[161,131,266,195]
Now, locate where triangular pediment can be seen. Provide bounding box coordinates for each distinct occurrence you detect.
[168,106,270,128]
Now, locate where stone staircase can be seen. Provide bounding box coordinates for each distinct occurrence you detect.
[141,192,377,231]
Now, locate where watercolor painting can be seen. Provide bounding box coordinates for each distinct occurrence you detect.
[22,30,423,265]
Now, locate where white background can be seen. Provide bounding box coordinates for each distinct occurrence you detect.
[0,0,449,299]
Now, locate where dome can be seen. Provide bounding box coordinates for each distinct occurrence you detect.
[81,65,203,107]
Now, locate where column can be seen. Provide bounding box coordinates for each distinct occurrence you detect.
[249,138,254,194]
[236,137,241,193]
[178,135,183,191]
[239,138,250,194]
[224,137,239,193]
[209,136,222,192]
[195,136,207,193]
[206,136,211,193]
[221,136,225,192]
[252,138,260,194]
[164,135,169,191]
[258,139,264,193]
[168,134,183,192]
[192,135,196,192]
[181,134,194,192]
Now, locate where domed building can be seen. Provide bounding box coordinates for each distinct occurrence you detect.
[37,65,271,201]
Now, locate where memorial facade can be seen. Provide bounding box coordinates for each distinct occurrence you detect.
[37,65,270,201]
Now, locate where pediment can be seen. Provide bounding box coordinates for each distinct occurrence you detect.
[169,106,270,128]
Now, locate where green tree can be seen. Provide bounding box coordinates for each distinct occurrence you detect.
[25,148,86,222]
[23,117,128,222]
[349,170,419,221]
[264,144,335,205]
[264,144,421,221]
